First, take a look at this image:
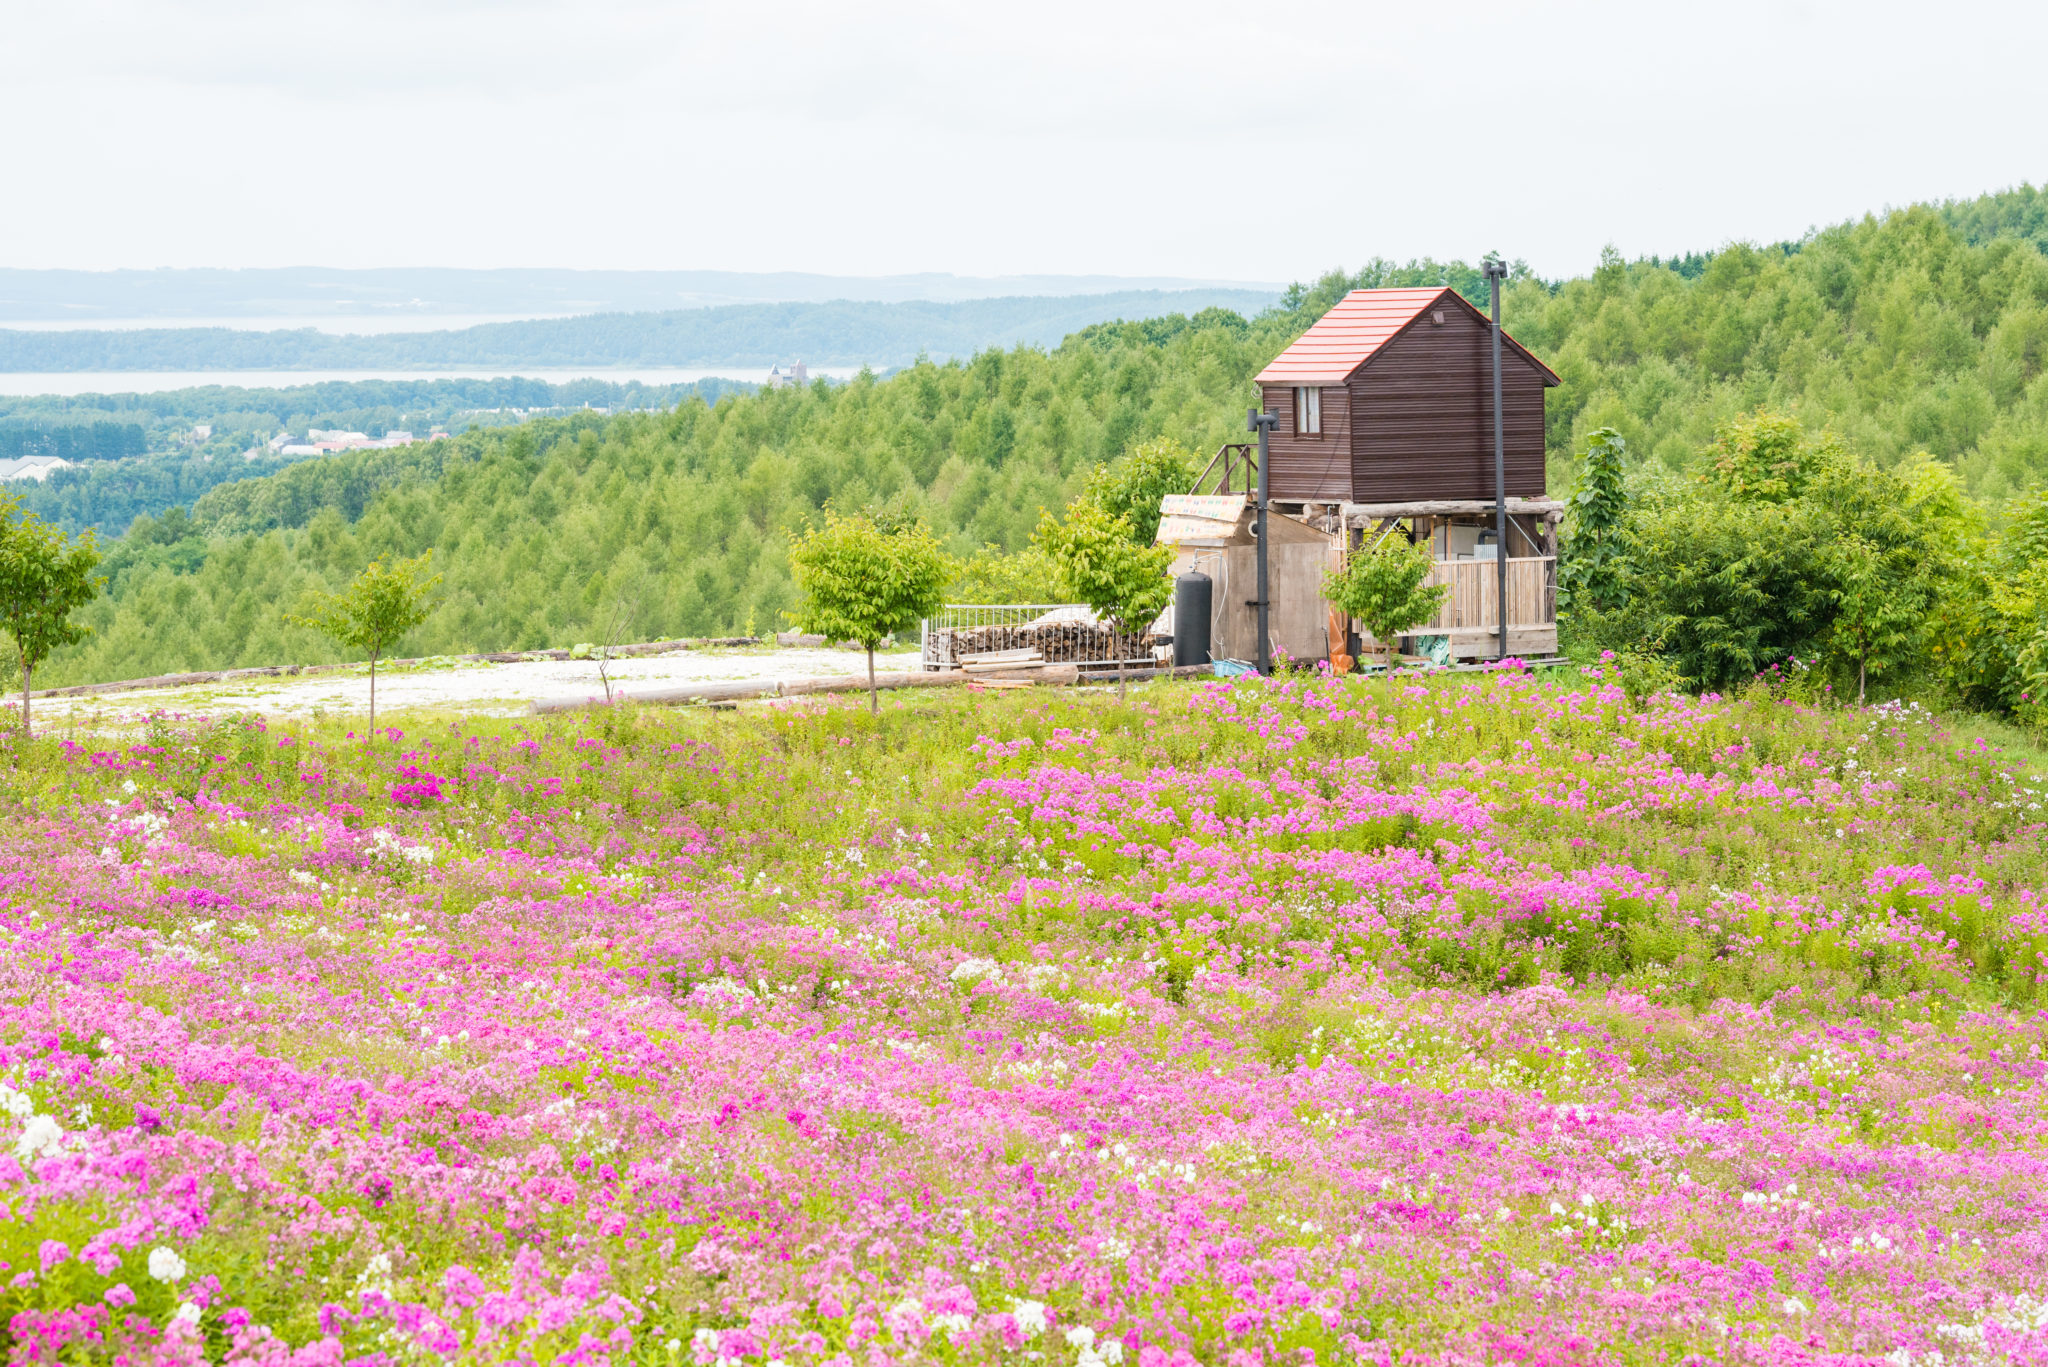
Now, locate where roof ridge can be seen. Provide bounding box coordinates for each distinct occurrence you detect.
[1254,285,1558,386]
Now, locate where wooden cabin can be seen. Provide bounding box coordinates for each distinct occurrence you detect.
[1166,287,1567,664]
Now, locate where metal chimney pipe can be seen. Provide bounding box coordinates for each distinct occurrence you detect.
[1483,258,1510,661]
[1248,406,1278,676]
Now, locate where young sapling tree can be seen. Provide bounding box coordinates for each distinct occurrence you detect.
[0,497,101,738]
[1827,531,1925,706]
[1322,534,1448,674]
[1033,499,1173,698]
[789,510,950,716]
[287,551,441,734]
[594,586,646,704]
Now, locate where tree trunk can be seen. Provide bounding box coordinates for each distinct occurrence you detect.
[1117,654,1126,700]
[1858,657,1866,708]
[866,646,878,718]
[369,655,378,735]
[19,658,29,739]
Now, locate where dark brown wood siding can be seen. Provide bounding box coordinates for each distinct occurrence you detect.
[1261,383,1353,501]
[1345,303,1548,501]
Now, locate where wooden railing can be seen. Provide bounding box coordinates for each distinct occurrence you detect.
[1190,443,1257,495]
[1417,557,1556,632]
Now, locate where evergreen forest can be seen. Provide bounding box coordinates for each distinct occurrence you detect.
[30,187,2048,699]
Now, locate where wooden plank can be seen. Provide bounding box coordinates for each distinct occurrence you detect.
[962,655,1048,672]
[1344,499,1564,518]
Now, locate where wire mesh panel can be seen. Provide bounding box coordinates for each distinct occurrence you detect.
[921,604,1146,671]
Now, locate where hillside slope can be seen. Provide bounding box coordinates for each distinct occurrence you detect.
[0,290,1278,373]
[35,194,2048,688]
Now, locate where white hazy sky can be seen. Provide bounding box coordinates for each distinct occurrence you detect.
[4,0,2045,284]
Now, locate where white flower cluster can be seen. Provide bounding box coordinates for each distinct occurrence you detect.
[950,957,1005,984]
[1065,1325,1124,1367]
[369,828,435,866]
[101,808,170,862]
[1739,1182,1813,1212]
[3,1082,65,1164]
[688,978,758,1016]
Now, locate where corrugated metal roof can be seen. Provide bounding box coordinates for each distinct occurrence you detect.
[1253,287,1560,386]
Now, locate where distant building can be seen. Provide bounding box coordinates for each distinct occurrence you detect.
[763,360,809,389]
[277,429,424,457]
[190,424,213,441]
[0,455,74,483]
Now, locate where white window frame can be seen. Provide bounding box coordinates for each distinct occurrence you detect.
[1294,386,1322,436]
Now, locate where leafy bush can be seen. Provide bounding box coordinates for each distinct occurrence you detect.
[1322,535,1447,670]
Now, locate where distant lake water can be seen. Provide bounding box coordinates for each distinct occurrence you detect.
[0,367,867,397]
[0,314,586,334]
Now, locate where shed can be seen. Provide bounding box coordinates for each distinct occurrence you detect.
[1157,494,1337,665]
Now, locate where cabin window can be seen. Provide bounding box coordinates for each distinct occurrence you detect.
[1293,386,1321,435]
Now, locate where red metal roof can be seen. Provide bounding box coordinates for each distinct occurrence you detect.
[1253,287,1560,386]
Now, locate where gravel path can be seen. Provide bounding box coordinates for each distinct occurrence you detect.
[27,647,924,724]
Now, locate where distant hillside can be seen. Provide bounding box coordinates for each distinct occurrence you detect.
[0,267,1283,321]
[0,290,1280,373]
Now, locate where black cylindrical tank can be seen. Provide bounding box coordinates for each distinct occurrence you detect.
[1173,572,1212,668]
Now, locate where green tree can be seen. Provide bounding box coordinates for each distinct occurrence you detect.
[1082,437,1202,544]
[1622,496,1837,691]
[1559,426,1629,616]
[286,551,441,733]
[0,497,101,736]
[1702,410,1846,504]
[1826,532,1926,704]
[1032,500,1173,697]
[1321,536,1449,673]
[949,545,1061,604]
[789,510,951,716]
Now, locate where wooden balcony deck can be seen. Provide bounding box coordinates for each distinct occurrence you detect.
[1357,555,1559,660]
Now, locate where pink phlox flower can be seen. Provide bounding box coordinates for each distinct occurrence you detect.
[477,1292,531,1334]
[440,1263,487,1309]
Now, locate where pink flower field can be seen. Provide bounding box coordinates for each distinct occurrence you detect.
[2,669,2046,1366]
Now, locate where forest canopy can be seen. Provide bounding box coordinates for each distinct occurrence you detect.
[28,187,2048,690]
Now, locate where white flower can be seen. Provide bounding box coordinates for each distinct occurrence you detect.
[148,1246,188,1282]
[1783,1297,1808,1316]
[14,1113,64,1162]
[950,957,1004,984]
[172,1302,201,1326]
[1010,1299,1049,1337]
[1065,1327,1097,1348]
[930,1313,971,1334]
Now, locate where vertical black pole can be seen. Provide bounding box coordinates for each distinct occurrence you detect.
[1484,260,1508,661]
[1249,406,1276,676]
[1245,409,1261,680]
